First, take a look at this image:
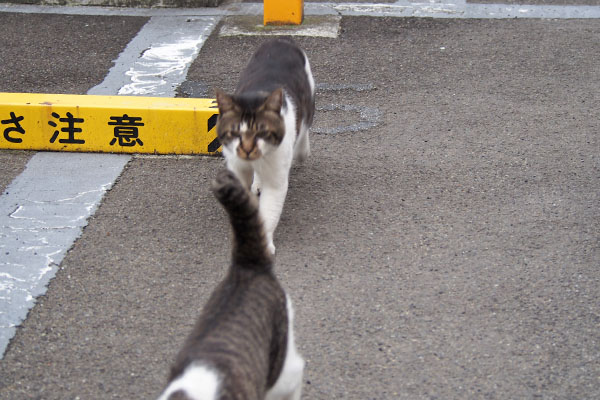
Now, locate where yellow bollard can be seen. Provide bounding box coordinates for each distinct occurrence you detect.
[263,0,304,25]
[0,93,220,155]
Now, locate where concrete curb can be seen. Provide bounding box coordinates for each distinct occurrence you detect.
[0,0,223,6]
[2,2,600,19]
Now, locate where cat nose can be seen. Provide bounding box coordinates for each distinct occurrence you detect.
[237,141,256,159]
[240,139,255,154]
[240,144,251,155]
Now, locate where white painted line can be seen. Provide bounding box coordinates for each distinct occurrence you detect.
[0,15,219,357]
[133,154,215,160]
[0,153,130,356]
[311,1,600,18]
[119,17,218,96]
[1,2,600,19]
[0,2,241,16]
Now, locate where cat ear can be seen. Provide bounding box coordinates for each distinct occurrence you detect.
[263,88,284,113]
[215,89,236,113]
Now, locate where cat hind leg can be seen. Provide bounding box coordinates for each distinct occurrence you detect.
[265,296,305,400]
[293,123,310,164]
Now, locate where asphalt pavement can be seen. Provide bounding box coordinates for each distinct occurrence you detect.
[0,2,599,399]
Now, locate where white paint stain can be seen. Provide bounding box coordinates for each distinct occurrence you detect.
[118,17,218,97]
[313,104,383,134]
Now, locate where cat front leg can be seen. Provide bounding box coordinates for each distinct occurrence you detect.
[226,158,254,190]
[258,179,288,254]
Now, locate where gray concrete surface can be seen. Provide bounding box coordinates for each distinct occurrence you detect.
[0,5,599,400]
[0,150,32,194]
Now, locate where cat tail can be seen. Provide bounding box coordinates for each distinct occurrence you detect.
[212,169,273,268]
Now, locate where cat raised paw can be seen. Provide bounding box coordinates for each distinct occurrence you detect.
[213,170,249,206]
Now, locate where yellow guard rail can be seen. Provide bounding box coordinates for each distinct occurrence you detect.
[0,93,220,155]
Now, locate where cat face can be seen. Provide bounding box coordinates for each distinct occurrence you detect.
[216,88,285,161]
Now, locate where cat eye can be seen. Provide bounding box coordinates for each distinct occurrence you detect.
[257,130,273,139]
[225,128,240,138]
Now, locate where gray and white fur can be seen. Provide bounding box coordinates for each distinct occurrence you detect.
[157,169,304,400]
[216,37,315,254]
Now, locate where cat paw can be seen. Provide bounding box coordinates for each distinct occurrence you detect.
[251,181,262,196]
[212,169,248,206]
[294,150,310,164]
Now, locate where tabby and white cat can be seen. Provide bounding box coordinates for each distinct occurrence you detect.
[216,37,315,254]
[157,169,304,400]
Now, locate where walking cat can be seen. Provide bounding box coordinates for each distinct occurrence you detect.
[157,169,304,400]
[216,37,315,254]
